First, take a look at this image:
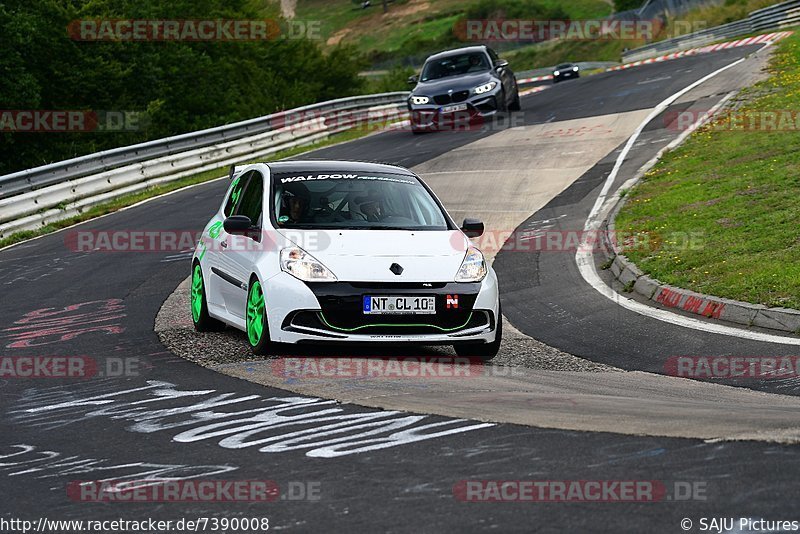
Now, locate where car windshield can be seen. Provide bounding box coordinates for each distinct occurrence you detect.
[271,171,450,230]
[421,52,490,81]
[556,63,574,69]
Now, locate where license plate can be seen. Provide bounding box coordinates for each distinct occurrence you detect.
[440,103,467,113]
[363,296,436,315]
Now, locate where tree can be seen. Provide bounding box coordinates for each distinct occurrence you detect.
[0,0,367,175]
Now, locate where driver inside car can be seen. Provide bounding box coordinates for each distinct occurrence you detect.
[279,183,310,224]
[355,190,384,222]
[466,54,486,72]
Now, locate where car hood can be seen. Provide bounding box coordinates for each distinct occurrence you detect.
[278,229,470,283]
[414,72,496,96]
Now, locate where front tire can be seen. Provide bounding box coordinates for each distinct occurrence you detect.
[246,278,271,355]
[454,305,502,360]
[509,90,521,111]
[497,89,508,113]
[191,263,223,332]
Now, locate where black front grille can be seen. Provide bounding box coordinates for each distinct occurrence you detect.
[288,282,484,334]
[433,94,451,105]
[433,91,469,105]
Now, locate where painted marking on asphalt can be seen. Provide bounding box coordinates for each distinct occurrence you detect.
[0,443,237,483]
[11,381,495,458]
[638,76,672,84]
[577,51,800,346]
[1,299,126,349]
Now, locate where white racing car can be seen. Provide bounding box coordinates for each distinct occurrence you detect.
[191,160,501,359]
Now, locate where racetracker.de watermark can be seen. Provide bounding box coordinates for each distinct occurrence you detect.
[450,229,705,255]
[68,19,321,41]
[63,229,331,253]
[0,356,147,379]
[0,110,144,132]
[272,357,526,380]
[453,480,707,502]
[67,480,322,502]
[665,356,800,379]
[455,19,660,42]
[667,109,800,132]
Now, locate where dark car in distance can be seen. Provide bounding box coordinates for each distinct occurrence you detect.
[407,45,520,133]
[553,63,580,83]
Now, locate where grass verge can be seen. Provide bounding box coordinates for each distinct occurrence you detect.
[615,29,800,309]
[0,125,391,250]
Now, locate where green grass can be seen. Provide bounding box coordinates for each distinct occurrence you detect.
[0,125,389,250]
[505,38,637,71]
[615,29,800,309]
[295,0,612,64]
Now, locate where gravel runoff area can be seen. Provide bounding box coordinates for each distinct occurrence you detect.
[156,277,620,373]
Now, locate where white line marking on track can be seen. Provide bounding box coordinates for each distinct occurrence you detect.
[576,47,800,345]
[638,76,672,84]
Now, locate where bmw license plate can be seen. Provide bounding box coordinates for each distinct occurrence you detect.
[440,103,467,113]
[363,296,436,315]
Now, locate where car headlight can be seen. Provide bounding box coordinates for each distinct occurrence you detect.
[473,81,497,95]
[455,246,487,282]
[573,66,579,72]
[553,70,560,76]
[411,95,429,105]
[280,246,337,282]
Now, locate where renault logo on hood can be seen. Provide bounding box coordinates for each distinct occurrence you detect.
[390,263,404,276]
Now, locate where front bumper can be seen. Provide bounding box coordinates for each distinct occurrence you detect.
[264,271,500,344]
[408,90,503,130]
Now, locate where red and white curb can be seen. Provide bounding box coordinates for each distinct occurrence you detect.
[519,85,549,97]
[608,31,793,72]
[516,74,553,84]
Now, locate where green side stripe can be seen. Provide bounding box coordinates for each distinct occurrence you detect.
[317,312,473,332]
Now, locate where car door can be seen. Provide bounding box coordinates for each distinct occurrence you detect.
[204,173,246,314]
[216,170,264,319]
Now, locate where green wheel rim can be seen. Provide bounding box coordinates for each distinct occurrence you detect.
[191,265,203,323]
[247,281,265,346]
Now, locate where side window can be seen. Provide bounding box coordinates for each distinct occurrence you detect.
[487,48,499,65]
[234,171,263,227]
[224,171,250,217]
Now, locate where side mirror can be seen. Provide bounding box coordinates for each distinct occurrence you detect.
[223,215,252,234]
[461,218,484,238]
[407,74,419,85]
[495,59,509,69]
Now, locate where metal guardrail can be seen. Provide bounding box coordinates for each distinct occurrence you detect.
[622,0,800,62]
[0,92,409,201]
[0,93,410,239]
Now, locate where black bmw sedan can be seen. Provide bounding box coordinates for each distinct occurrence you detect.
[407,45,520,133]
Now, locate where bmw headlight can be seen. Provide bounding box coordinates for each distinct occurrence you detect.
[573,66,579,71]
[553,70,560,76]
[411,95,430,105]
[280,246,337,282]
[473,81,497,95]
[455,246,487,282]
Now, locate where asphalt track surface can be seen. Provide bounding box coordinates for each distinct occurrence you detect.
[1,44,799,532]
